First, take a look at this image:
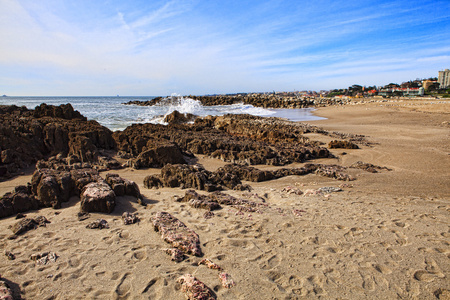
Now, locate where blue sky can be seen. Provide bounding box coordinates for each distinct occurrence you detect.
[1,0,449,96]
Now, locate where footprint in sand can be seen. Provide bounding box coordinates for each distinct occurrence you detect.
[261,255,281,270]
[413,257,445,282]
[113,273,132,299]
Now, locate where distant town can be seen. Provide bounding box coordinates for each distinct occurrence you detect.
[220,68,450,100]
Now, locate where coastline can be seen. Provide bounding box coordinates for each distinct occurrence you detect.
[0,100,449,299]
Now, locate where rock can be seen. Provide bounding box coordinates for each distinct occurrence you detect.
[30,252,58,265]
[31,169,73,208]
[0,104,116,180]
[199,258,222,270]
[219,272,236,289]
[0,185,39,219]
[163,110,196,124]
[122,212,139,225]
[77,212,90,221]
[177,274,215,300]
[4,251,15,260]
[9,216,50,237]
[163,248,185,262]
[0,276,14,300]
[328,140,359,149]
[318,186,342,193]
[80,181,116,213]
[350,161,392,173]
[86,218,109,229]
[130,140,186,169]
[151,211,202,256]
[105,173,141,198]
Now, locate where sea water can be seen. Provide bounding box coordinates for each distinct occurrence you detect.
[0,95,324,131]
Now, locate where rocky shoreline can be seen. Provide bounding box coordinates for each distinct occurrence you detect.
[123,94,358,108]
[1,101,448,299]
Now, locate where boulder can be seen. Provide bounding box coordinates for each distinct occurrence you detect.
[0,185,39,219]
[80,180,116,213]
[31,169,73,208]
[152,211,202,256]
[105,173,141,198]
[131,140,186,169]
[163,110,196,124]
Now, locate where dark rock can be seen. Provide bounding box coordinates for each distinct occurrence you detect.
[328,140,359,149]
[86,218,109,229]
[0,185,39,219]
[0,104,116,180]
[9,216,50,237]
[31,169,73,208]
[105,173,141,198]
[350,161,392,173]
[122,212,139,225]
[130,140,186,169]
[80,180,116,213]
[77,211,90,221]
[163,110,196,124]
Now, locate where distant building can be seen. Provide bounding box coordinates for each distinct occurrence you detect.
[378,87,424,97]
[422,80,437,90]
[438,69,450,88]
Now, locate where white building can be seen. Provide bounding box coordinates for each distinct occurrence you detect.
[438,69,450,88]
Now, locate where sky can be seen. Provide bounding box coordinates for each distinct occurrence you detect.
[0,0,449,96]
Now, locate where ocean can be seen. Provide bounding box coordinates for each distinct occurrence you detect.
[0,95,324,131]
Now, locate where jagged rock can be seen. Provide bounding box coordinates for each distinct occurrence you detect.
[163,248,185,262]
[86,218,109,229]
[9,216,50,237]
[70,168,101,194]
[30,252,58,265]
[122,212,139,225]
[130,140,186,169]
[31,169,73,208]
[328,140,359,149]
[0,185,39,219]
[164,110,196,124]
[105,173,141,198]
[350,161,392,173]
[0,276,14,300]
[177,274,215,300]
[151,211,202,256]
[178,190,264,213]
[0,104,116,180]
[80,180,116,213]
[113,114,332,170]
[143,175,163,189]
[219,272,236,289]
[33,103,86,120]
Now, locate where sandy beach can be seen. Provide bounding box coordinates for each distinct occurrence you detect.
[1,99,449,299]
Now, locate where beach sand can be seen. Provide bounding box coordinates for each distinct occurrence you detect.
[0,99,449,299]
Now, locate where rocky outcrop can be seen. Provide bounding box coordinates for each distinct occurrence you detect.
[144,164,249,191]
[163,110,196,124]
[0,104,116,180]
[114,114,332,168]
[105,173,141,198]
[328,140,359,149]
[1,163,142,218]
[144,163,354,193]
[80,180,116,213]
[0,185,39,219]
[129,140,186,169]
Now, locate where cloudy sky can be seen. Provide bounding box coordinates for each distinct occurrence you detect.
[1,0,449,96]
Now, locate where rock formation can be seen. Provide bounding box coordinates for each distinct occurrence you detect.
[0,104,116,180]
